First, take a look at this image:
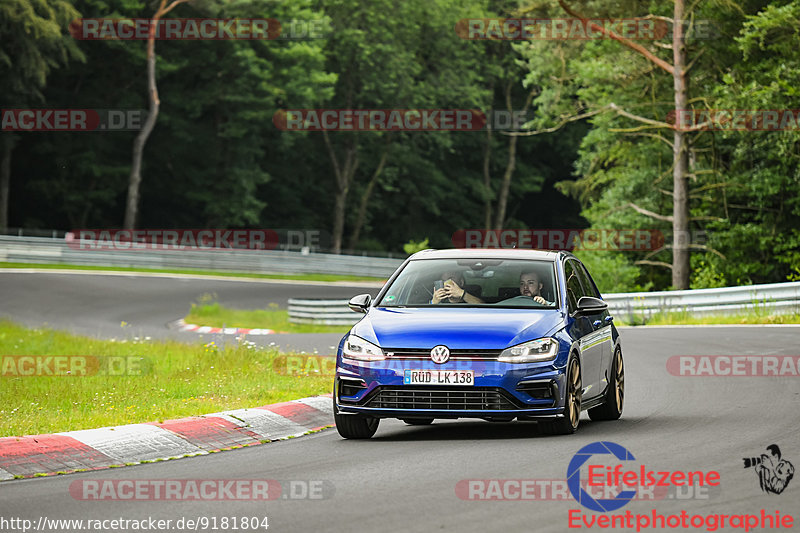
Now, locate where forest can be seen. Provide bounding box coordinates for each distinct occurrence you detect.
[2,0,798,291]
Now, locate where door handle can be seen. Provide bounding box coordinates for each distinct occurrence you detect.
[592,320,602,328]
[605,316,614,323]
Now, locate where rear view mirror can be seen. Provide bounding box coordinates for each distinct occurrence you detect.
[348,294,372,313]
[575,296,608,315]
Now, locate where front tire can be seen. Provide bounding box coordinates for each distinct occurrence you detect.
[334,410,379,439]
[540,355,582,435]
[333,394,379,439]
[588,347,624,421]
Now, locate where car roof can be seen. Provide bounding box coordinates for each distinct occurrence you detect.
[409,248,567,261]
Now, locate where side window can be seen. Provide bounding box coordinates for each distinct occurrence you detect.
[563,260,585,314]
[574,261,601,299]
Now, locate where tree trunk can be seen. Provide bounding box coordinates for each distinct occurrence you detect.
[493,81,534,230]
[123,0,188,229]
[672,0,690,289]
[0,135,15,232]
[324,131,358,254]
[347,147,388,251]
[124,25,161,230]
[492,133,518,229]
[482,118,493,229]
[332,189,348,253]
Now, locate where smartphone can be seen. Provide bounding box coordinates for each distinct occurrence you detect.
[433,280,444,291]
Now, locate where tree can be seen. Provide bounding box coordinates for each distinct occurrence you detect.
[317,0,489,253]
[517,0,756,289]
[0,0,84,231]
[145,0,334,228]
[695,0,800,286]
[123,0,190,230]
[548,0,694,288]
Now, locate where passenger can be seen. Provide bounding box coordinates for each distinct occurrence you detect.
[431,270,483,304]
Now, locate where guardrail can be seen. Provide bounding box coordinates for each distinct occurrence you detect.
[602,282,800,321]
[288,299,367,325]
[0,235,404,278]
[288,281,800,325]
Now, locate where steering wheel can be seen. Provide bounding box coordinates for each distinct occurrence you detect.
[498,295,548,306]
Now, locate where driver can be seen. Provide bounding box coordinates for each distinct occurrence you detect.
[519,270,554,305]
[432,270,483,304]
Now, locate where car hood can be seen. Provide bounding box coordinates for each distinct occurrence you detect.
[351,307,565,350]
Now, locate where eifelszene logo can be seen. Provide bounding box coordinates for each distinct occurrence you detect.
[567,441,638,512]
[567,441,721,512]
[743,444,794,495]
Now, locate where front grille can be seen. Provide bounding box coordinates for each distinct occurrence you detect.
[384,348,501,360]
[365,386,520,410]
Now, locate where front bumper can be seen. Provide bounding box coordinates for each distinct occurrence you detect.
[335,358,567,419]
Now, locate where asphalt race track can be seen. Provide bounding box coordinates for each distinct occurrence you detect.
[0,270,375,352]
[2,271,799,532]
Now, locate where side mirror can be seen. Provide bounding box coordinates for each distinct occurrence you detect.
[348,294,372,313]
[575,296,608,316]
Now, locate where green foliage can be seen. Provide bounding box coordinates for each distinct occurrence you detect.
[0,0,85,102]
[3,0,799,290]
[403,238,430,255]
[690,259,728,289]
[516,0,800,291]
[572,250,649,294]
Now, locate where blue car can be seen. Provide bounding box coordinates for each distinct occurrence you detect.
[333,249,624,438]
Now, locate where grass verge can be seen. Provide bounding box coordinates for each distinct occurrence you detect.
[185,299,352,334]
[0,261,385,284]
[0,320,332,437]
[616,310,800,326]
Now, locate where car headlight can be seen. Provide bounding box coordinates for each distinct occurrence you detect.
[498,337,559,363]
[342,335,385,361]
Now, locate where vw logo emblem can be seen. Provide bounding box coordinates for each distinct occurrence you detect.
[430,345,450,364]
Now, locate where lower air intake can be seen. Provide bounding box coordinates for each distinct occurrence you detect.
[365,386,520,410]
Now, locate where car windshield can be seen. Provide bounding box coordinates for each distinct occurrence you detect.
[377,258,559,308]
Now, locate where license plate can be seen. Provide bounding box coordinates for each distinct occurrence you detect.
[403,370,474,385]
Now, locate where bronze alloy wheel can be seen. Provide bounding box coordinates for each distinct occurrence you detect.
[540,356,582,435]
[614,348,624,412]
[588,347,624,422]
[566,357,582,429]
